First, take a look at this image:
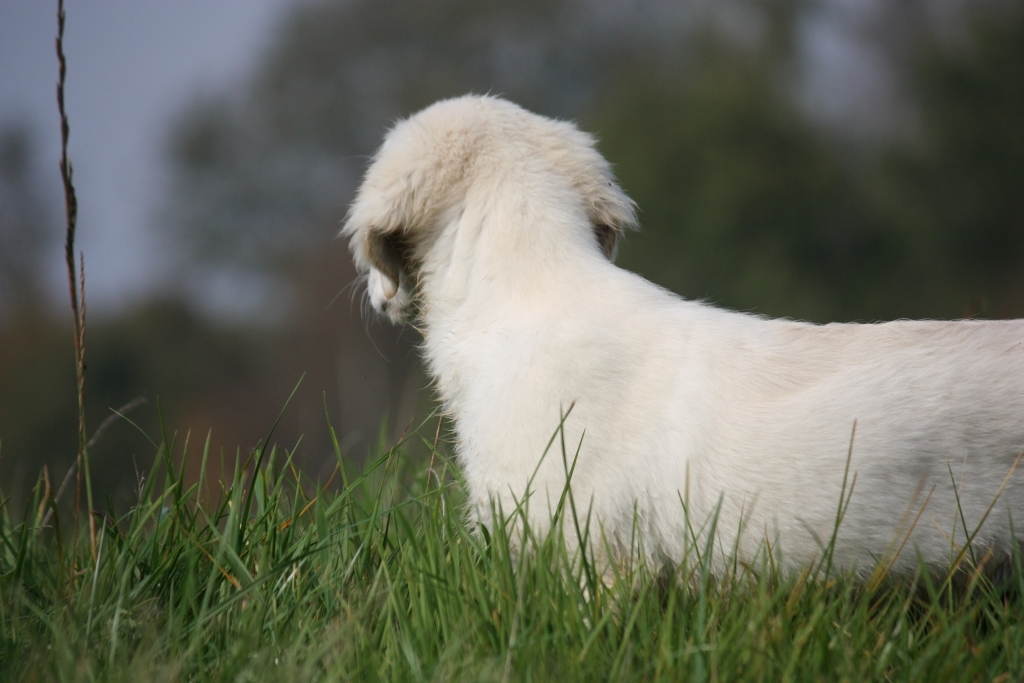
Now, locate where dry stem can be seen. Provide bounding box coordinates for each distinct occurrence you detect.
[56,0,95,557]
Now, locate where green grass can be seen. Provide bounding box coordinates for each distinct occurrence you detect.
[1,413,1022,682]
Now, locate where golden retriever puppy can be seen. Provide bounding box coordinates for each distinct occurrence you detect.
[344,95,1024,576]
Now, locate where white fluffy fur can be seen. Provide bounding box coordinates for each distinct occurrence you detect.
[344,95,1024,575]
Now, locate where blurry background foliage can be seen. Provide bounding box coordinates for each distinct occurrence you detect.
[0,0,1022,512]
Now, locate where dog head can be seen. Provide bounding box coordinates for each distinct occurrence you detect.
[342,95,637,322]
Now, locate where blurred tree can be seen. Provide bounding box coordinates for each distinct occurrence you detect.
[0,124,72,512]
[593,0,1024,322]
[871,1,1024,318]
[591,16,907,323]
[0,124,51,318]
[0,298,272,514]
[0,124,273,511]
[165,0,610,276]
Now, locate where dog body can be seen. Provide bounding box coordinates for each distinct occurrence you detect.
[345,95,1024,574]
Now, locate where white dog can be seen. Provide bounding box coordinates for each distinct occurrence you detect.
[344,94,1024,577]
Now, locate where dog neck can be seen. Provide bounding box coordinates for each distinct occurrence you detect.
[414,178,617,418]
[418,179,609,319]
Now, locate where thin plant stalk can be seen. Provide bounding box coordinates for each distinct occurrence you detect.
[56,0,95,556]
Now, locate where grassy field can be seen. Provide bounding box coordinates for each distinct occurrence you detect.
[1,411,1022,683]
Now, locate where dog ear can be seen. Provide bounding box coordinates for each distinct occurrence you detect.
[585,178,637,260]
[594,223,620,259]
[363,228,410,299]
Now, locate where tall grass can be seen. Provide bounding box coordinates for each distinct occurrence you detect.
[1,407,1021,682]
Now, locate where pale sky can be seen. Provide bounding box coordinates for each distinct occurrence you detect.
[0,0,300,312]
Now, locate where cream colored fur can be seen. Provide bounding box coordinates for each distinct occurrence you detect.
[344,94,1024,575]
